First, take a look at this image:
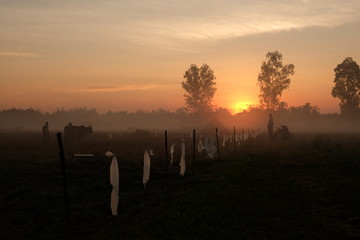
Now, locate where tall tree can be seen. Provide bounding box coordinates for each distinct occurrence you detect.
[182,64,217,114]
[257,51,295,110]
[331,57,360,115]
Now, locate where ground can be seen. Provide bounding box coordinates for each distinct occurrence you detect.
[0,132,360,239]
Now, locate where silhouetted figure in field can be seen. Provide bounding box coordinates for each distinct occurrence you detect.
[42,122,50,143]
[268,113,274,140]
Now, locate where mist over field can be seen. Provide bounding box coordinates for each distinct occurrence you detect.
[1,107,359,134]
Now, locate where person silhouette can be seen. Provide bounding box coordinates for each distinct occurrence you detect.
[267,113,274,140]
[42,122,50,143]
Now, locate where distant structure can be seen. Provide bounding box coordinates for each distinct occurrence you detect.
[42,122,50,143]
[64,123,93,140]
[268,113,274,140]
[201,118,228,134]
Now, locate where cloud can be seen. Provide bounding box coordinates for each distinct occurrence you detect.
[96,0,360,49]
[83,85,156,92]
[55,84,178,93]
[0,51,41,57]
[84,86,117,91]
[1,0,359,50]
[140,0,360,41]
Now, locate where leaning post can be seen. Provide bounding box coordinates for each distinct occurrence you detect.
[56,132,70,231]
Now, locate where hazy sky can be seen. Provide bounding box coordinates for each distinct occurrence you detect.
[1,0,360,113]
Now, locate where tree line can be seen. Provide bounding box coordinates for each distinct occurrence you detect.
[182,51,360,116]
[0,103,357,133]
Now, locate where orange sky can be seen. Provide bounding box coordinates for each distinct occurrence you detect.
[1,1,360,114]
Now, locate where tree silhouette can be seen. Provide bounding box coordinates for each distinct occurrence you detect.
[289,103,320,116]
[257,51,295,110]
[331,57,360,115]
[181,64,217,114]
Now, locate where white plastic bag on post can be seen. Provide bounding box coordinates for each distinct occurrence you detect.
[244,132,249,141]
[170,143,175,165]
[198,139,205,153]
[105,151,119,216]
[180,142,186,176]
[206,136,217,159]
[143,149,153,187]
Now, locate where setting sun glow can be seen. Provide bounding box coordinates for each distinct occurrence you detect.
[231,102,253,114]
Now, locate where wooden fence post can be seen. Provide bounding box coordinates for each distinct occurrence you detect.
[56,132,70,230]
[242,128,244,142]
[233,126,236,151]
[192,129,196,178]
[164,130,168,171]
[215,128,221,161]
[164,130,169,200]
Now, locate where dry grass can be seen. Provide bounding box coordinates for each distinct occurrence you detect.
[0,131,360,239]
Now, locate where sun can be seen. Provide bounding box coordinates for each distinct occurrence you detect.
[231,101,252,114]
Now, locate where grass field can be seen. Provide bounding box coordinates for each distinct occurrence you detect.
[1,131,360,239]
